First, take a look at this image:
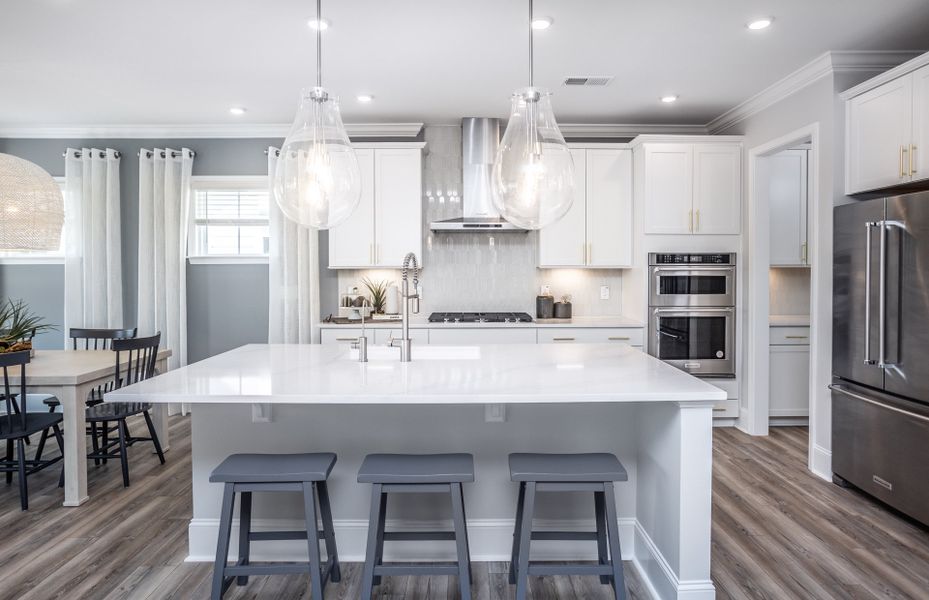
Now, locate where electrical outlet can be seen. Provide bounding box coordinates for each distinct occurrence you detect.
[600,285,610,300]
[540,284,552,296]
[484,403,507,422]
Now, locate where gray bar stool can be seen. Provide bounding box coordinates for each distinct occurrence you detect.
[209,453,340,600]
[508,452,628,600]
[358,453,474,599]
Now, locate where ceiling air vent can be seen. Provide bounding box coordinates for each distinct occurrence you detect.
[563,75,614,87]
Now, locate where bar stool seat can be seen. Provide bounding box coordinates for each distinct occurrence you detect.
[509,452,627,600]
[209,452,340,600]
[210,452,336,483]
[359,453,474,599]
[509,452,628,482]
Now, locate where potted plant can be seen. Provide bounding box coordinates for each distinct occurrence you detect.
[553,294,573,319]
[362,277,390,314]
[0,299,56,356]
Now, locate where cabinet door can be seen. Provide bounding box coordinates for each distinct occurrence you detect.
[328,149,375,268]
[769,345,810,418]
[913,64,929,183]
[374,148,423,267]
[643,144,693,234]
[539,149,587,267]
[428,328,538,345]
[321,329,363,345]
[768,149,808,266]
[846,75,914,194]
[586,149,633,266]
[537,327,644,346]
[693,144,741,235]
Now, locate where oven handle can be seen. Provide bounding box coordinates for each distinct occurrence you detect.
[653,307,734,314]
[653,266,734,275]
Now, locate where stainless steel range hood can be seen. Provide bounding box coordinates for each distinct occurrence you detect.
[429,117,526,233]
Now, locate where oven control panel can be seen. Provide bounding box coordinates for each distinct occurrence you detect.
[649,253,735,265]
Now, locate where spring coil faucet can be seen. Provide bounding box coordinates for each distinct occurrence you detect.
[390,252,420,362]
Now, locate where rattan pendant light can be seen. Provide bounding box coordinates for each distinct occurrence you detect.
[0,153,64,251]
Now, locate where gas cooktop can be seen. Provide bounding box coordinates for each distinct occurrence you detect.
[427,312,533,324]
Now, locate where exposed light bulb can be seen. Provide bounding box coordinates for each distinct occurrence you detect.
[660,95,679,104]
[531,17,552,29]
[747,17,773,30]
[308,18,330,30]
[356,94,374,103]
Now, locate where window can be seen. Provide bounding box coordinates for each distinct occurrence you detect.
[0,178,66,264]
[189,178,270,263]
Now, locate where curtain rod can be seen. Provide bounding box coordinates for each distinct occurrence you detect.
[138,149,196,159]
[62,150,122,159]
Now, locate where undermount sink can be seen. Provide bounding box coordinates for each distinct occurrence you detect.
[346,345,482,361]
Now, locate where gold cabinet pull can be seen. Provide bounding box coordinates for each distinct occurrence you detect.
[901,146,908,178]
[581,243,586,264]
[801,242,808,264]
[335,337,357,342]
[695,209,700,232]
[785,335,809,340]
[369,244,374,264]
[376,244,380,264]
[688,209,694,233]
[552,337,575,342]
[608,336,631,341]
[912,144,918,175]
[587,242,592,264]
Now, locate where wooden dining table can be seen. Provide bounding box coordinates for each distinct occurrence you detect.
[8,348,172,506]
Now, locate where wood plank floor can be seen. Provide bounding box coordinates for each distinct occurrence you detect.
[1,418,927,599]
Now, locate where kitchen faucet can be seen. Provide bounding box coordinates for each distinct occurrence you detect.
[389,252,420,362]
[352,298,370,362]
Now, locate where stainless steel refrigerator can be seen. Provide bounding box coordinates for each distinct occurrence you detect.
[832,190,929,526]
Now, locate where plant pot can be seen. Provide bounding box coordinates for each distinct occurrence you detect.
[553,302,572,319]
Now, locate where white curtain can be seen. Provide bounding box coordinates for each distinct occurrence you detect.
[267,146,320,344]
[63,148,122,341]
[137,148,193,370]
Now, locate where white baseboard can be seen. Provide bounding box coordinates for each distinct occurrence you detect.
[188,516,712,599]
[811,443,832,481]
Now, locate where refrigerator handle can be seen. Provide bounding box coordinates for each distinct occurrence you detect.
[879,220,887,367]
[864,221,874,365]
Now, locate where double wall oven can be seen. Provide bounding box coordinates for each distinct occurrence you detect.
[648,253,736,378]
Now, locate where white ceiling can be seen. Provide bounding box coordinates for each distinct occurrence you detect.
[1,0,928,129]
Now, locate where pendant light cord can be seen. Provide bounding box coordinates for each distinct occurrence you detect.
[528,0,534,88]
[316,0,322,88]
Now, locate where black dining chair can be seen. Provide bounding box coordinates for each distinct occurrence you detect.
[84,332,165,487]
[0,350,65,510]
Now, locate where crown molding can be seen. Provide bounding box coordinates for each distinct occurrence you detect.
[0,122,424,139]
[560,123,707,137]
[840,49,929,100]
[706,50,923,134]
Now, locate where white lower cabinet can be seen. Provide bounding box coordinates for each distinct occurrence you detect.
[372,329,428,345]
[537,328,643,347]
[320,329,364,346]
[702,378,739,418]
[769,326,810,419]
[428,328,538,345]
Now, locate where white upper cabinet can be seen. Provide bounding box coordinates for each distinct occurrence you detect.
[539,149,587,267]
[374,148,423,267]
[693,144,741,235]
[846,75,913,194]
[643,144,693,234]
[538,147,633,268]
[642,142,741,235]
[328,145,423,269]
[586,149,633,266]
[768,149,809,266]
[913,64,929,182]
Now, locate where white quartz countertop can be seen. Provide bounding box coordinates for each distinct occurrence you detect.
[106,343,724,405]
[769,315,811,327]
[320,316,646,329]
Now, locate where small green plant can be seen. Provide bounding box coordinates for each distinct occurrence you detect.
[0,299,56,352]
[362,277,390,314]
[560,295,572,304]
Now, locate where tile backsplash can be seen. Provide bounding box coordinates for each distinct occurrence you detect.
[335,125,625,317]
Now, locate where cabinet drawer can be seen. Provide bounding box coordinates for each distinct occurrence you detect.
[428,328,537,345]
[321,329,363,345]
[770,326,810,345]
[537,328,644,346]
[373,329,429,345]
[703,378,739,418]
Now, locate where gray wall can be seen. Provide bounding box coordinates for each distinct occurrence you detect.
[0,137,339,361]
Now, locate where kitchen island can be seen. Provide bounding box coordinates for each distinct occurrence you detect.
[107,343,724,600]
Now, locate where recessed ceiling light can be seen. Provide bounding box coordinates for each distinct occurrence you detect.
[660,95,679,104]
[356,94,374,103]
[229,106,247,115]
[308,18,330,30]
[747,17,773,30]
[531,17,553,30]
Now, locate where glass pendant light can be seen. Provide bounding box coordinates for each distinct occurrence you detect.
[273,0,361,230]
[491,0,575,230]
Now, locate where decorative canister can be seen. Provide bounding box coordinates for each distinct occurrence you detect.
[536,295,554,319]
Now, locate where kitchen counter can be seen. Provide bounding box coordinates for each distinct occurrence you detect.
[109,343,718,599]
[319,315,645,329]
[770,314,811,327]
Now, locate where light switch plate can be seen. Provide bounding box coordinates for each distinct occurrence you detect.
[484,403,507,422]
[540,284,552,296]
[600,285,610,300]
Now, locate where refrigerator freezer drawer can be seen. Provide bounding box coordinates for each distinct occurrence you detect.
[831,383,929,526]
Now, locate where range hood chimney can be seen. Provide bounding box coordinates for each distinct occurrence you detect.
[429,117,526,232]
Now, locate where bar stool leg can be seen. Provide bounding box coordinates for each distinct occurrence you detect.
[211,483,236,600]
[457,483,473,584]
[372,490,388,585]
[602,482,627,600]
[361,483,383,600]
[450,483,472,599]
[594,490,611,584]
[302,482,324,599]
[317,481,341,583]
[509,482,525,585]
[515,482,536,600]
[236,491,252,585]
